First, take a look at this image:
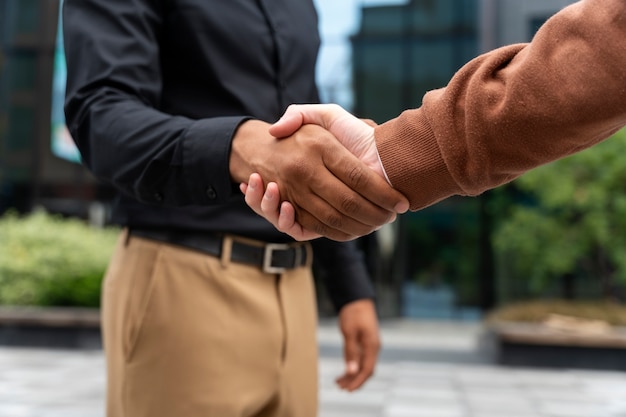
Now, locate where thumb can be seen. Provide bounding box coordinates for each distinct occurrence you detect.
[269,104,349,138]
[268,106,305,138]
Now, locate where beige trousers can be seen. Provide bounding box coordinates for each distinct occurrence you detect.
[102,230,318,417]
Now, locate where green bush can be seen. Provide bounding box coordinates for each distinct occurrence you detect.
[0,210,119,307]
[493,128,626,299]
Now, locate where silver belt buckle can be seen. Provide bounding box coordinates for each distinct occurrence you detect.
[262,243,291,274]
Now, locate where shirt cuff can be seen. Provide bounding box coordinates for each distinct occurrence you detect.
[182,116,251,205]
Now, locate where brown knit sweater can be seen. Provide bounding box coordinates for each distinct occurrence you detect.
[375,0,626,211]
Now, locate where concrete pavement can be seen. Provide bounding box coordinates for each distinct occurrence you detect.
[1,320,625,417]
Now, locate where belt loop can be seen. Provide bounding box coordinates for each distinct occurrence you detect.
[304,242,313,268]
[220,235,233,268]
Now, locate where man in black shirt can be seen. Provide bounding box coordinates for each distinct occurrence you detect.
[63,1,406,416]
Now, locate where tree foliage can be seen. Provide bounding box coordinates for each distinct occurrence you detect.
[493,129,626,299]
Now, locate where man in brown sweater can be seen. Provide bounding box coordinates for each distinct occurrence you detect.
[241,0,626,241]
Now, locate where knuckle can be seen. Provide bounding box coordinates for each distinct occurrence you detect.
[323,212,343,230]
[347,165,368,188]
[328,103,342,112]
[310,220,329,237]
[371,209,393,226]
[340,194,360,215]
[290,159,316,181]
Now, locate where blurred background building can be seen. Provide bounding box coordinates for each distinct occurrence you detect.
[0,0,113,220]
[0,0,580,318]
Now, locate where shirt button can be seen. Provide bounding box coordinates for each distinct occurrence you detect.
[206,186,217,200]
[154,192,163,202]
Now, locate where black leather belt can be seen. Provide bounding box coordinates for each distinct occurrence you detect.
[129,229,310,274]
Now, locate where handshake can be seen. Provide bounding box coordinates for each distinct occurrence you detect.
[229,104,409,242]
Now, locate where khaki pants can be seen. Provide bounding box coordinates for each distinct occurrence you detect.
[102,230,318,417]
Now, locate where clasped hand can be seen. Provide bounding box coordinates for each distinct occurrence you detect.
[233,104,408,241]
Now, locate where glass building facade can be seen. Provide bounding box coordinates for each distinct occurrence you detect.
[0,0,107,217]
[352,0,478,122]
[350,0,482,319]
[350,0,577,318]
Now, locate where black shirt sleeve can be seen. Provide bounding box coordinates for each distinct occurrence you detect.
[63,0,243,207]
[312,238,376,312]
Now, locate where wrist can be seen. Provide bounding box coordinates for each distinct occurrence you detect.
[229,119,271,183]
[375,146,392,185]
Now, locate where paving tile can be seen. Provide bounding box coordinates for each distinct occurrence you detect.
[390,386,458,402]
[527,386,605,402]
[320,389,386,407]
[464,391,535,414]
[472,414,541,417]
[537,401,610,417]
[383,403,465,417]
[2,320,626,417]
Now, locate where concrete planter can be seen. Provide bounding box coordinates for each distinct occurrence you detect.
[0,306,101,349]
[483,321,626,371]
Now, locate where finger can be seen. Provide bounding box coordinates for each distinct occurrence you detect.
[262,184,321,241]
[281,136,401,230]
[243,173,269,218]
[321,147,409,216]
[336,330,360,390]
[259,182,281,220]
[245,170,362,241]
[269,104,345,138]
[264,123,406,239]
[276,201,321,241]
[269,105,305,138]
[247,181,321,241]
[277,200,296,231]
[336,361,360,390]
[344,334,379,391]
[287,181,385,241]
[272,106,409,215]
[281,104,343,131]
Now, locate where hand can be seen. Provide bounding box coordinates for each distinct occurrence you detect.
[240,174,322,241]
[269,104,387,179]
[231,119,408,241]
[336,299,381,391]
[240,105,406,241]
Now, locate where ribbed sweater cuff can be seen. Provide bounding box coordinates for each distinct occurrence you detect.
[375,109,463,211]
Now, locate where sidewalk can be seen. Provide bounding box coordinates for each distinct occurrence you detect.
[1,320,625,417]
[318,320,626,417]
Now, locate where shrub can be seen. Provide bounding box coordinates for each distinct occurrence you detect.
[0,210,119,307]
[493,128,626,300]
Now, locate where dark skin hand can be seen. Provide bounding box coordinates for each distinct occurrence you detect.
[229,120,409,241]
[336,299,381,391]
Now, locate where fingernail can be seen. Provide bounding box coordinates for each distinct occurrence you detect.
[346,361,359,374]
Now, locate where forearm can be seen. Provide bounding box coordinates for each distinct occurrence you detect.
[376,0,626,210]
[64,0,246,206]
[312,239,375,312]
[66,92,247,206]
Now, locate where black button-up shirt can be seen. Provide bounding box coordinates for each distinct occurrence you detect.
[63,0,375,310]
